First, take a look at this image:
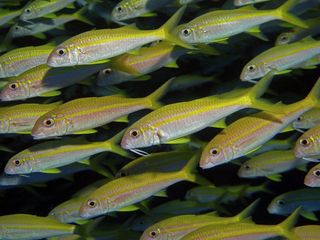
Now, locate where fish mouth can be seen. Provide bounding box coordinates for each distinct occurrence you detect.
[31,131,47,140]
[199,159,216,169]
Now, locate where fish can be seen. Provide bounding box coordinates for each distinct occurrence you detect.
[9,8,92,39]
[0,214,75,239]
[199,76,320,169]
[180,208,300,240]
[175,0,307,44]
[292,108,320,132]
[247,137,294,156]
[49,179,109,224]
[185,183,270,204]
[0,163,88,188]
[294,123,320,160]
[304,163,320,187]
[140,200,258,240]
[111,0,173,22]
[240,39,320,82]
[116,151,193,177]
[0,101,61,134]
[0,9,22,27]
[79,153,210,219]
[0,63,108,101]
[275,17,320,46]
[96,41,187,86]
[47,6,192,67]
[268,188,320,221]
[0,43,54,78]
[31,80,170,139]
[238,150,307,181]
[294,225,320,240]
[20,0,76,21]
[234,0,271,7]
[4,130,129,175]
[120,71,275,150]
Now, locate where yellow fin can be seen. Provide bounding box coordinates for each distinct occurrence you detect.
[266,174,282,182]
[136,75,151,81]
[281,124,295,133]
[275,69,292,75]
[41,168,61,174]
[73,129,97,134]
[39,90,61,97]
[114,115,129,123]
[153,189,167,197]
[140,12,157,17]
[164,61,179,68]
[79,158,90,165]
[211,118,227,128]
[166,137,190,144]
[117,205,139,212]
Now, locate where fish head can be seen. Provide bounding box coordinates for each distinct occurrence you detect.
[4,152,33,175]
[47,44,79,67]
[140,224,166,240]
[199,141,232,169]
[175,24,199,44]
[304,165,320,187]
[275,32,294,46]
[79,197,104,219]
[233,0,248,6]
[0,81,28,101]
[292,115,316,131]
[240,61,267,82]
[20,5,37,21]
[111,1,136,22]
[8,24,31,38]
[267,196,292,215]
[97,68,133,86]
[32,112,67,139]
[238,161,258,178]
[121,125,158,149]
[294,134,319,159]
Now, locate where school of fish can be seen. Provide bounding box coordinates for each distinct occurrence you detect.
[0,0,320,239]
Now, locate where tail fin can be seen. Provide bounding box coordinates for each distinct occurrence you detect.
[247,70,278,112]
[103,129,134,159]
[73,7,94,25]
[180,151,212,185]
[275,0,308,28]
[278,207,301,240]
[305,76,320,106]
[233,199,260,221]
[158,6,195,49]
[145,78,173,109]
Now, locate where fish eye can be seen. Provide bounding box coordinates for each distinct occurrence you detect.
[209,148,219,156]
[149,229,159,238]
[296,117,302,121]
[15,26,19,30]
[281,35,288,41]
[244,165,251,170]
[247,65,256,72]
[24,8,31,14]
[129,129,140,138]
[117,6,122,12]
[103,68,112,75]
[299,139,310,147]
[43,118,54,127]
[56,48,66,57]
[313,170,320,177]
[9,83,18,90]
[182,28,192,36]
[87,199,97,208]
[13,159,21,166]
[276,199,285,205]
